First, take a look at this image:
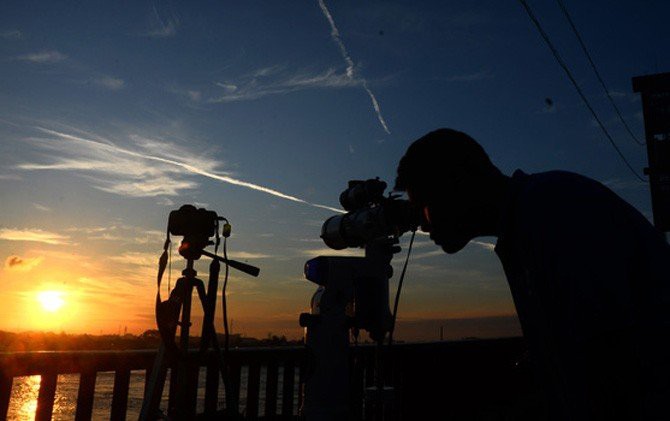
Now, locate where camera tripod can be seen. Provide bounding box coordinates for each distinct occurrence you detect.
[140,244,259,420]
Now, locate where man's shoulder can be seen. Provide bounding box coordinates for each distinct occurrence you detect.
[513,170,618,210]
[515,170,604,195]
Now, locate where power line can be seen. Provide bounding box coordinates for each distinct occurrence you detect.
[555,0,645,146]
[517,0,646,182]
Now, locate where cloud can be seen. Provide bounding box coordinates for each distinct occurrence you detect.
[317,0,391,134]
[32,203,51,212]
[144,3,179,38]
[65,224,164,244]
[1,30,23,40]
[0,174,22,180]
[4,255,44,272]
[0,228,69,245]
[232,251,272,259]
[444,70,493,82]
[602,178,648,191]
[109,252,156,266]
[95,76,125,90]
[301,247,363,258]
[18,126,344,213]
[470,240,496,251]
[215,83,237,93]
[209,68,360,103]
[17,50,67,63]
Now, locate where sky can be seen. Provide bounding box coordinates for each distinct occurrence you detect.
[0,0,667,341]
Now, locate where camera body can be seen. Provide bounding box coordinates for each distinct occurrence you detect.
[168,204,218,237]
[168,204,219,260]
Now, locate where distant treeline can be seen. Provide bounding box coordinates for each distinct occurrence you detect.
[0,330,302,352]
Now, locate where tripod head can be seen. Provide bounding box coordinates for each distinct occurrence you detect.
[167,204,259,276]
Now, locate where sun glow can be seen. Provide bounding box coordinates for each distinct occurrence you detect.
[37,291,65,312]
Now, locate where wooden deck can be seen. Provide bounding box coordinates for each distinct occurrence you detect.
[0,337,536,420]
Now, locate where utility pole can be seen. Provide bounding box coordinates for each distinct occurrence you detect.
[632,72,670,240]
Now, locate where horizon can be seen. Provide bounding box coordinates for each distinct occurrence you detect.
[1,0,667,342]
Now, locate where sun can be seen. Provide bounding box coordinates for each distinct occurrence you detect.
[37,291,65,312]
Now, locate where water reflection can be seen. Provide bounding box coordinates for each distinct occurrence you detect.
[9,375,39,420]
[5,367,301,419]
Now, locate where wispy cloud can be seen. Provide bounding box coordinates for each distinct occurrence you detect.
[17,50,67,63]
[17,126,344,213]
[95,76,125,91]
[32,203,51,212]
[602,178,648,191]
[109,252,156,267]
[144,3,179,38]
[233,251,272,260]
[65,224,164,244]
[1,30,23,40]
[470,240,496,251]
[302,247,363,258]
[444,70,493,82]
[0,228,69,245]
[4,255,44,272]
[209,68,360,103]
[317,0,391,134]
[0,174,22,180]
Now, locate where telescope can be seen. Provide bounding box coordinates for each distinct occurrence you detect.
[300,179,418,420]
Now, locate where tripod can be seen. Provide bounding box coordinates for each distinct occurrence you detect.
[140,246,259,420]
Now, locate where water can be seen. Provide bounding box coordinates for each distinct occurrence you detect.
[7,368,300,420]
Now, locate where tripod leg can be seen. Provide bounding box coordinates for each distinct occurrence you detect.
[139,344,169,421]
[194,280,236,416]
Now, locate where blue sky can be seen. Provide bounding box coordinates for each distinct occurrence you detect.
[0,0,667,340]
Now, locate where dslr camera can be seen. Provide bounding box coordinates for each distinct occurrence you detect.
[168,204,220,259]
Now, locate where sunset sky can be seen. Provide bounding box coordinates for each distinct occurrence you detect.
[1,0,667,340]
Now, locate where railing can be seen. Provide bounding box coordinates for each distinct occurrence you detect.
[0,337,533,420]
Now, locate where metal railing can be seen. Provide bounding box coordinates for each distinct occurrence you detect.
[0,337,530,420]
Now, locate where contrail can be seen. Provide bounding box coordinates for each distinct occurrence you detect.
[317,0,391,134]
[30,127,345,214]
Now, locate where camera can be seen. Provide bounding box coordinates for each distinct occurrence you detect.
[321,179,420,250]
[168,204,221,260]
[168,204,218,238]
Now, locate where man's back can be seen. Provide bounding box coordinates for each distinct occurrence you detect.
[495,170,670,420]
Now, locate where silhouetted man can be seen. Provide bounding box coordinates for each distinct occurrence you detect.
[395,128,670,420]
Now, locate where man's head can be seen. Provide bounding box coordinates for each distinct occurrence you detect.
[395,128,506,253]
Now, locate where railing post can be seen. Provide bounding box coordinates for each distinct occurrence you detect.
[110,368,131,421]
[75,370,97,421]
[227,362,242,416]
[35,372,58,421]
[204,360,220,415]
[265,359,279,418]
[246,363,261,418]
[281,360,295,419]
[0,375,12,420]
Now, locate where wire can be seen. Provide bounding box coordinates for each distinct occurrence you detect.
[518,0,646,182]
[167,239,172,292]
[222,235,230,354]
[555,0,645,146]
[387,230,416,347]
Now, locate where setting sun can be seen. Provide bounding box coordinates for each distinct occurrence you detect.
[37,291,65,312]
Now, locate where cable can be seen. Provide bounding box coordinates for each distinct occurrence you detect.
[168,238,172,292]
[222,235,230,354]
[387,230,416,347]
[555,0,644,146]
[220,226,232,413]
[518,0,646,182]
